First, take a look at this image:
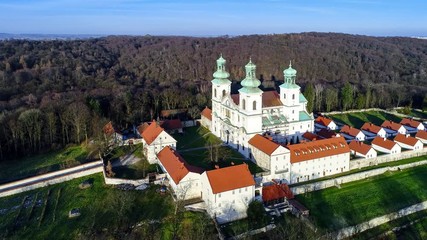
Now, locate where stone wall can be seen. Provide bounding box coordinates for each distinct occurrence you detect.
[291,159,427,195]
[102,166,166,186]
[0,160,103,198]
[350,148,427,170]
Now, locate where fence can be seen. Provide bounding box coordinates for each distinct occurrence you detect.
[291,159,427,195]
[0,160,103,198]
[350,148,427,170]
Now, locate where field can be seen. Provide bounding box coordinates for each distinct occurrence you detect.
[0,173,216,239]
[296,164,427,232]
[172,126,222,150]
[0,145,91,184]
[396,108,427,120]
[327,110,402,128]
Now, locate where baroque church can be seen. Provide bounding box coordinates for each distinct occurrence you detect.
[210,55,314,158]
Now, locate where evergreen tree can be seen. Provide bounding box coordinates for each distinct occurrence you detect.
[341,82,353,111]
[303,83,315,112]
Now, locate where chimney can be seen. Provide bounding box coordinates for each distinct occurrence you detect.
[231,162,235,165]
[214,165,219,169]
[384,138,386,141]
[180,162,185,169]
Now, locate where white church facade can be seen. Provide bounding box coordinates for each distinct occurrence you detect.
[210,55,314,158]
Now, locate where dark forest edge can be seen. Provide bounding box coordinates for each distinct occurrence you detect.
[0,32,426,160]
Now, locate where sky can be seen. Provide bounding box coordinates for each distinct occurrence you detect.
[0,0,426,37]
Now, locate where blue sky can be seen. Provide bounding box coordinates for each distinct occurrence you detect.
[0,0,426,36]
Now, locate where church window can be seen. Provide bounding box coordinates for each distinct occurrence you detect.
[283,94,286,99]
[292,94,295,100]
[214,89,217,98]
[222,89,226,97]
[253,101,257,110]
[242,99,246,110]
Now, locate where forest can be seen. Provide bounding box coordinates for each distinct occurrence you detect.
[0,32,426,160]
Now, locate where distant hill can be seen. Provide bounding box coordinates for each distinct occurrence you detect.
[0,33,105,41]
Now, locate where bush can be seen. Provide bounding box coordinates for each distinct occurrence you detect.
[246,200,268,229]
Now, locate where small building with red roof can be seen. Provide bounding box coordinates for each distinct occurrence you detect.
[381,120,407,136]
[140,120,177,164]
[103,121,124,144]
[262,181,294,206]
[315,116,337,130]
[248,134,290,180]
[157,146,203,200]
[415,130,427,144]
[160,119,183,134]
[361,122,388,139]
[340,125,366,141]
[371,136,401,154]
[201,107,212,130]
[400,118,425,132]
[302,131,318,141]
[348,140,377,159]
[394,134,423,151]
[316,128,340,139]
[285,137,350,183]
[201,164,255,223]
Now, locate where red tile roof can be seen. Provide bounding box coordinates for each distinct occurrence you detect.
[229,91,283,108]
[302,132,318,141]
[206,164,255,194]
[394,134,420,147]
[400,118,422,129]
[315,116,333,127]
[142,120,165,145]
[381,120,403,131]
[262,91,283,107]
[340,125,363,137]
[157,146,203,185]
[248,134,280,155]
[316,128,338,139]
[416,130,427,140]
[285,137,350,164]
[201,107,212,121]
[103,121,120,136]
[262,183,294,202]
[361,123,383,134]
[160,119,183,131]
[348,140,372,155]
[372,136,397,150]
[137,122,150,136]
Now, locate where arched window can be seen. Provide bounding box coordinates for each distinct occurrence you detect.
[214,89,217,98]
[283,94,286,99]
[242,99,246,110]
[253,101,257,110]
[222,89,226,97]
[292,94,295,100]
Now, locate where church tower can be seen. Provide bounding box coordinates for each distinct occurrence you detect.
[279,62,301,121]
[238,59,263,134]
[211,55,231,136]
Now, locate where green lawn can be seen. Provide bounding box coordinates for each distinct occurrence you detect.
[327,111,402,128]
[113,159,161,179]
[173,126,222,150]
[397,108,427,120]
[179,146,264,174]
[0,145,91,184]
[0,173,216,239]
[296,164,427,232]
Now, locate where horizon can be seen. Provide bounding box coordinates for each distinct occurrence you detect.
[0,0,426,37]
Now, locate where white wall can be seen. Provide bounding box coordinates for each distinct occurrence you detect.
[372,143,401,154]
[144,131,177,164]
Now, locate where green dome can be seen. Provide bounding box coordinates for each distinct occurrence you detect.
[240,59,261,90]
[283,61,297,76]
[212,54,230,80]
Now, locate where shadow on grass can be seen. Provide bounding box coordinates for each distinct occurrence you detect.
[347,114,365,128]
[365,112,385,126]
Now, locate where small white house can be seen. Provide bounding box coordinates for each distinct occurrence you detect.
[201,107,212,131]
[361,123,388,139]
[348,140,377,159]
[394,134,424,151]
[315,116,337,130]
[140,120,177,164]
[381,121,407,136]
[201,164,255,224]
[415,130,427,144]
[157,146,203,200]
[401,118,425,132]
[340,125,366,141]
[371,136,401,154]
[248,134,291,181]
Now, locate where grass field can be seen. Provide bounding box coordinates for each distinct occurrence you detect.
[296,164,427,232]
[0,145,91,184]
[396,108,427,120]
[0,173,216,239]
[327,111,402,128]
[113,159,160,179]
[172,126,222,150]
[180,146,264,174]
